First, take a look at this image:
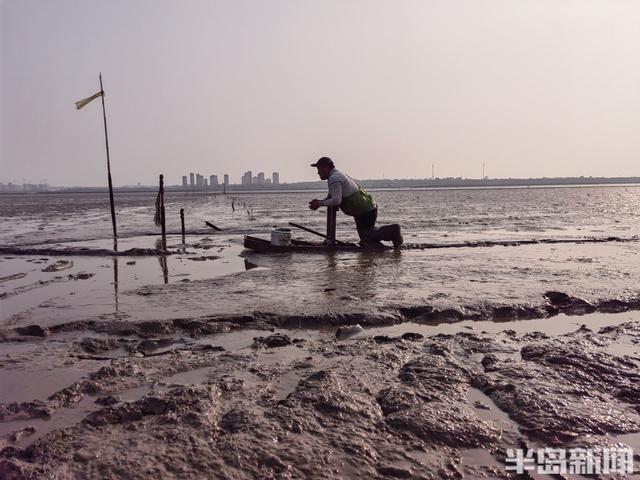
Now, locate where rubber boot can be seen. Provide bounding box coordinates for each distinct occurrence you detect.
[379,224,403,249]
[363,225,403,249]
[358,229,385,248]
[391,224,403,249]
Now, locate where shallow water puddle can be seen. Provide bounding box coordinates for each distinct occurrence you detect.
[605,339,640,359]
[271,371,302,401]
[611,431,640,454]
[1,369,224,449]
[0,395,97,449]
[0,360,106,404]
[258,344,311,365]
[467,388,518,430]
[160,366,213,388]
[192,329,285,351]
[117,384,154,403]
[459,448,502,469]
[344,310,640,343]
[0,237,256,325]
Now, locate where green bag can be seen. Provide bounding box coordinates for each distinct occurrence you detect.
[340,187,376,216]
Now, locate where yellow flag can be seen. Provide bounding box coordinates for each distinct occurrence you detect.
[74,91,103,110]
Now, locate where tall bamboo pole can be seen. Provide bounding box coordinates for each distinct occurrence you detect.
[99,73,117,244]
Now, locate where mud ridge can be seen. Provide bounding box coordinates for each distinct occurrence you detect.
[3,291,640,345]
[0,246,173,257]
[404,234,638,250]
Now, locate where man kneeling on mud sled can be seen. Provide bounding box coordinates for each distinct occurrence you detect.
[308,157,403,249]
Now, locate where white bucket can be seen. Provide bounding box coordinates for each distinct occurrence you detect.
[271,228,292,246]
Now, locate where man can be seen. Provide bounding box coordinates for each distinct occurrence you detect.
[309,157,403,249]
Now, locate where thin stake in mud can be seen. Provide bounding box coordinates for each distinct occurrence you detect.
[180,208,186,252]
[159,175,166,249]
[154,175,167,248]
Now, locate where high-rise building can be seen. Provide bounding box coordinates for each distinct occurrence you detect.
[272,172,280,185]
[189,172,195,186]
[182,176,188,188]
[242,171,253,185]
[223,174,229,186]
[265,178,272,185]
[196,174,203,186]
[204,179,208,187]
[257,172,265,185]
[210,175,218,186]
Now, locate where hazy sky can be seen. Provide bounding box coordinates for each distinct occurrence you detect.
[2,0,639,186]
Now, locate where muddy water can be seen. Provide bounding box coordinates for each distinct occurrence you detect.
[1,186,640,478]
[2,186,640,246]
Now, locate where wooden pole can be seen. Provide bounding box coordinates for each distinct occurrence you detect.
[326,206,337,245]
[159,175,166,249]
[180,208,185,237]
[99,73,117,244]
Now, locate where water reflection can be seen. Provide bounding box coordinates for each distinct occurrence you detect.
[352,252,379,301]
[315,251,388,304]
[155,238,169,284]
[325,252,338,276]
[244,259,259,270]
[112,256,119,312]
[5,187,640,248]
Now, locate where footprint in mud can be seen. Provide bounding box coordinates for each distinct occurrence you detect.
[0,272,27,283]
[187,256,220,262]
[42,260,74,272]
[68,273,94,280]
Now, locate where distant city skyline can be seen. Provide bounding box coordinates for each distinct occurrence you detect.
[3,1,640,186]
[4,174,640,195]
[177,170,281,190]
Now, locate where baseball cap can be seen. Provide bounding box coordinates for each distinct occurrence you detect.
[310,157,334,168]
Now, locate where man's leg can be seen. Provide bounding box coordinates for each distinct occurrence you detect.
[355,208,403,249]
[355,208,378,243]
[361,223,404,249]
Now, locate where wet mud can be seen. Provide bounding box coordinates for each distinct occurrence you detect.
[0,274,27,284]
[405,235,638,250]
[41,260,73,273]
[0,246,171,257]
[2,234,636,259]
[1,313,639,479]
[3,188,640,477]
[0,271,95,301]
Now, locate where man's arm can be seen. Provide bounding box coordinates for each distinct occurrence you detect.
[318,181,342,207]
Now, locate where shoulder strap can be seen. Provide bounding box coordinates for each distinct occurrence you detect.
[342,170,363,189]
